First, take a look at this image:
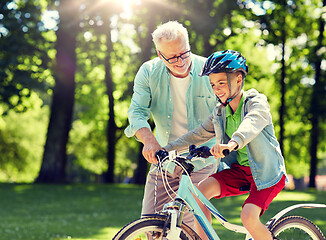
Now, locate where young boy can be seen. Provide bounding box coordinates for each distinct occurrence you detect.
[163,50,287,240]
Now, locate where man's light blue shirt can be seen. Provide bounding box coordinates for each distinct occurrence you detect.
[125,54,218,172]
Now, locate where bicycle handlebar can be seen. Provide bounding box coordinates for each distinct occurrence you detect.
[155,145,230,162]
[155,149,169,160]
[222,149,230,156]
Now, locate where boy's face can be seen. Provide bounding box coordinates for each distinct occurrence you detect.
[209,72,242,103]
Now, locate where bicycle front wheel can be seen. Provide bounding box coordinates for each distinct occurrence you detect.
[113,216,198,240]
[270,215,325,240]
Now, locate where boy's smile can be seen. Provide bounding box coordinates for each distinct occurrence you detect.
[209,73,230,103]
[209,72,243,111]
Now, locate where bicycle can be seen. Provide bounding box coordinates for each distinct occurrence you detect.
[113,145,326,240]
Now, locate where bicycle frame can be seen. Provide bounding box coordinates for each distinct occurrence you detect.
[156,149,326,240]
[164,171,251,240]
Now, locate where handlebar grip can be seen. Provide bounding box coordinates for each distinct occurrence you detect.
[198,146,212,158]
[222,149,230,156]
[155,150,168,161]
[189,144,196,151]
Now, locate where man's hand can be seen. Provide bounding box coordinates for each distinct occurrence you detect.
[135,128,162,164]
[210,140,238,159]
[142,142,162,164]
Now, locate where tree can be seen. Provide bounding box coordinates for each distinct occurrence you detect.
[36,0,79,183]
[179,0,239,56]
[308,0,326,187]
[103,13,117,183]
[240,0,299,154]
[0,0,50,112]
[0,0,53,182]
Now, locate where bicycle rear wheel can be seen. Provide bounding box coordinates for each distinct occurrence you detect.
[270,215,325,240]
[113,216,198,240]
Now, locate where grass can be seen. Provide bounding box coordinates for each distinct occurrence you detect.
[0,183,325,240]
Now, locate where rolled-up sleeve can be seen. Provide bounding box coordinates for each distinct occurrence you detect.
[124,63,152,138]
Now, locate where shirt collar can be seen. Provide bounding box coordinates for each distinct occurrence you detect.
[225,94,245,117]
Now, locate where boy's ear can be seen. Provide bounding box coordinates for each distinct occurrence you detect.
[237,73,243,84]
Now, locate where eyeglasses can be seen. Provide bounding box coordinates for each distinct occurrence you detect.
[158,50,191,64]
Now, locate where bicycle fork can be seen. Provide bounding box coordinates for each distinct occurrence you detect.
[162,200,187,239]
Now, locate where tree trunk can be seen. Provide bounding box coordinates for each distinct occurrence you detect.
[132,17,156,185]
[279,32,286,154]
[133,145,148,185]
[308,0,325,188]
[36,0,78,183]
[103,20,116,183]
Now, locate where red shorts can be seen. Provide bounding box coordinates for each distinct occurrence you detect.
[210,164,285,215]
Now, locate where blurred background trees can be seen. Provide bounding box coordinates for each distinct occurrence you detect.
[0,0,325,188]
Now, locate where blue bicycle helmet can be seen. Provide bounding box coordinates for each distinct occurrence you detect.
[200,50,249,107]
[199,50,248,77]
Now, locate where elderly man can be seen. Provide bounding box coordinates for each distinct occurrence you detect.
[124,20,218,229]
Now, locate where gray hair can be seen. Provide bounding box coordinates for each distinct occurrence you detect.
[152,21,189,49]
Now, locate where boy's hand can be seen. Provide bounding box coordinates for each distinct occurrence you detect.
[210,140,238,159]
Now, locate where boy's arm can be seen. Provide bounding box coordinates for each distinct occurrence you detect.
[164,114,216,152]
[232,94,272,149]
[210,140,238,159]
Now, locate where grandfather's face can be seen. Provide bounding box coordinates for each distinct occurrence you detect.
[156,36,192,78]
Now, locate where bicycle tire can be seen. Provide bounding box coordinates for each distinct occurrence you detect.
[113,216,199,240]
[270,215,325,240]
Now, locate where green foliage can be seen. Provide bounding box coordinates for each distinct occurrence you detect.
[0,93,49,182]
[237,0,326,178]
[66,10,138,180]
[115,136,140,181]
[68,120,107,175]
[0,0,53,112]
[178,0,239,56]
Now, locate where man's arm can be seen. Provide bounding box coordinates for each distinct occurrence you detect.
[135,127,162,164]
[124,63,152,138]
[125,63,161,164]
